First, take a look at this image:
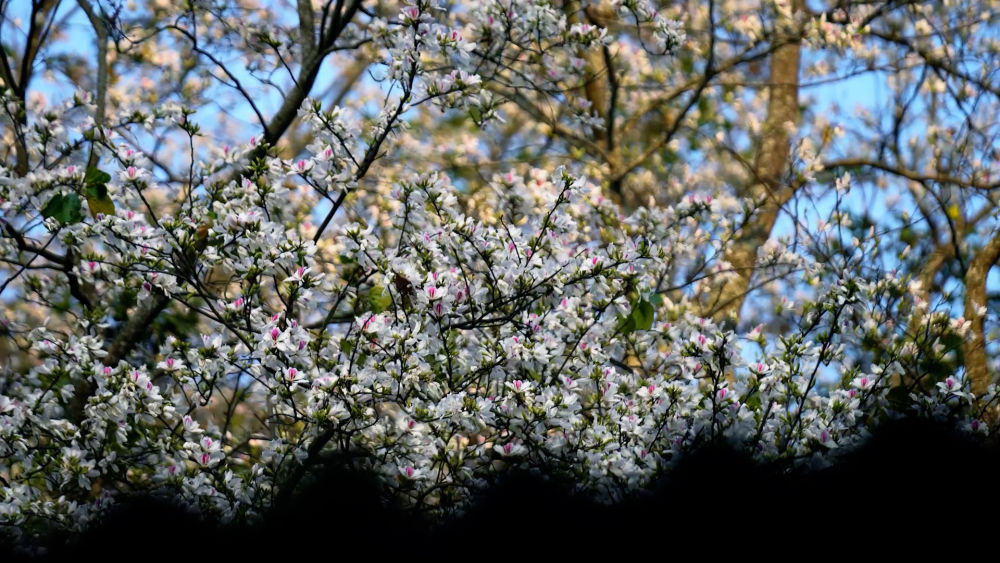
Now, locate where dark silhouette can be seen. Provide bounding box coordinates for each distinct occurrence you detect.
[7,416,997,560]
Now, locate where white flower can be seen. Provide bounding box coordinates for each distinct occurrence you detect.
[183,415,203,434]
[284,266,311,283]
[290,158,313,174]
[399,465,426,480]
[119,165,148,181]
[505,379,532,394]
[190,436,224,467]
[494,441,527,457]
[156,357,184,371]
[281,367,307,384]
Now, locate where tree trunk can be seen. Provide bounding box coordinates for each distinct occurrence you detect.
[705,0,802,325]
[963,231,1000,397]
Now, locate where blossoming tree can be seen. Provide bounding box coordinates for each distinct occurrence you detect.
[1,0,999,544]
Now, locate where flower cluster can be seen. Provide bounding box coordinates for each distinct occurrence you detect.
[1,0,997,550]
[0,152,982,537]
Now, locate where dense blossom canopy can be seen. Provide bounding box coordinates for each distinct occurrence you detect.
[1,0,999,546]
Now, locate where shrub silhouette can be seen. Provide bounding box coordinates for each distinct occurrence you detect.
[10,416,997,560]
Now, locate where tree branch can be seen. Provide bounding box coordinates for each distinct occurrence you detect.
[963,231,1000,396]
[704,0,803,325]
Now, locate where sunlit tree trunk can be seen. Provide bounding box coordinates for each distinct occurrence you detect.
[964,232,1000,397]
[705,0,802,325]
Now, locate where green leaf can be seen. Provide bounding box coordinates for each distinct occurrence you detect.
[697,97,713,125]
[618,299,655,334]
[900,227,915,246]
[84,184,115,217]
[632,300,655,331]
[84,166,114,218]
[681,55,694,74]
[366,284,392,313]
[40,193,83,225]
[618,314,637,334]
[85,166,111,187]
[85,182,107,200]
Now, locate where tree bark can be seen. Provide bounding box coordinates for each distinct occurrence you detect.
[963,231,1000,397]
[705,0,803,325]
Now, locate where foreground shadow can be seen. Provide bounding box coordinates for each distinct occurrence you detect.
[7,416,999,561]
